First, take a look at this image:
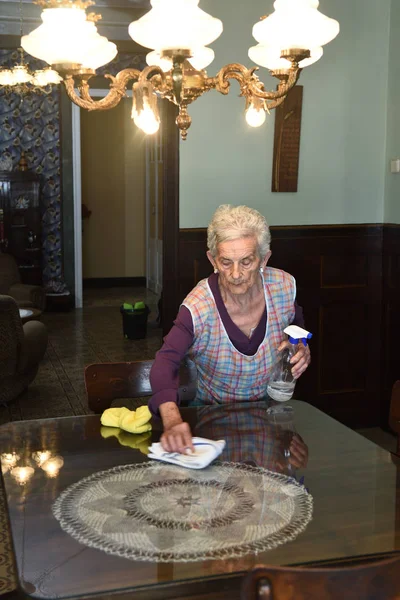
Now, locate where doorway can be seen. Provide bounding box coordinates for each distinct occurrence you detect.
[72,91,163,308]
[72,94,179,334]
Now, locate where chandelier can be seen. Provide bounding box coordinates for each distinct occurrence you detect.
[21,0,339,139]
[0,0,61,95]
[0,47,62,95]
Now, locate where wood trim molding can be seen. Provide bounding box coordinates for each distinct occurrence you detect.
[161,101,180,337]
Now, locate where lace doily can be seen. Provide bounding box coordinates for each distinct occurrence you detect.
[53,462,313,563]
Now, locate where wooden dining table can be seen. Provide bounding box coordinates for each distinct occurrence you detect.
[0,400,399,600]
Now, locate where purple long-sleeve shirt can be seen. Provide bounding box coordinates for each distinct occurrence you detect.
[149,273,304,415]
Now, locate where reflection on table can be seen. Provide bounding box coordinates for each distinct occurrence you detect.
[0,400,399,600]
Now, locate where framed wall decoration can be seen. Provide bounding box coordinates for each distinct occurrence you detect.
[272,85,303,193]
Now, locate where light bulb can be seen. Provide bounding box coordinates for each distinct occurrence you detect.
[133,106,160,135]
[245,104,266,128]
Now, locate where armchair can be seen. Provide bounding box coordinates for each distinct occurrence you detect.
[0,295,48,405]
[0,253,46,310]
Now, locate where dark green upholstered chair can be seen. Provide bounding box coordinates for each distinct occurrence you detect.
[0,294,47,405]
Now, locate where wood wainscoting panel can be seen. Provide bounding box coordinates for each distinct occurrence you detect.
[382,226,400,426]
[178,224,391,429]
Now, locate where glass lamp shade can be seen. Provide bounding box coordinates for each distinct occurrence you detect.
[252,0,339,51]
[129,0,223,53]
[11,65,33,84]
[32,68,62,87]
[21,8,117,70]
[188,46,215,70]
[146,46,214,72]
[249,44,323,70]
[0,69,15,85]
[146,51,173,72]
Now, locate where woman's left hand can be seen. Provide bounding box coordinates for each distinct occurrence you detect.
[288,433,309,469]
[278,340,311,379]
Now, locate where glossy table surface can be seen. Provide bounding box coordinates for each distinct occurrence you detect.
[1,401,399,600]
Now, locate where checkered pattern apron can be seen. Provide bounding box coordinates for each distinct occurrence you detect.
[182,267,296,405]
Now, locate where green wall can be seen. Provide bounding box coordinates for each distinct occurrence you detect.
[180,0,391,227]
[384,0,400,224]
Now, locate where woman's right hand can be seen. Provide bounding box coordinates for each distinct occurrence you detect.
[159,401,194,454]
[161,421,194,454]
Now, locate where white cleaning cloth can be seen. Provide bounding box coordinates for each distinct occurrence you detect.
[148,437,226,470]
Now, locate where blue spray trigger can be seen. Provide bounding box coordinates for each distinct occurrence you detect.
[288,334,312,346]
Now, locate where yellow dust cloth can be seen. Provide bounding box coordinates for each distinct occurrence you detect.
[119,405,152,434]
[100,405,152,434]
[100,407,131,428]
[100,427,151,455]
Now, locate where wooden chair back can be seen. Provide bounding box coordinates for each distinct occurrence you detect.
[389,380,400,456]
[85,359,197,413]
[241,556,400,600]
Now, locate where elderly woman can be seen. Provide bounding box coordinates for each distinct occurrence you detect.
[149,205,311,453]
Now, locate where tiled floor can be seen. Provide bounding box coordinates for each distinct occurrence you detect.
[0,287,162,424]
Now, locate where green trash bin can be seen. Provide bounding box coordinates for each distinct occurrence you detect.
[120,302,150,340]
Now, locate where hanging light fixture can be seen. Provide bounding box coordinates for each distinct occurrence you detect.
[21,1,117,72]
[0,0,61,95]
[0,48,62,94]
[21,0,339,139]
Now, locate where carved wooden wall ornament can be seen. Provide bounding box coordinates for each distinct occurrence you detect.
[272,85,303,193]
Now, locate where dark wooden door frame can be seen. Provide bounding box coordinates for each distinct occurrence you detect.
[161,101,180,336]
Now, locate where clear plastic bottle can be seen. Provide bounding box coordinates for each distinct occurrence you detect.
[267,325,312,402]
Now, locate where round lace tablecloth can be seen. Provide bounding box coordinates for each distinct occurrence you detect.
[53,462,313,563]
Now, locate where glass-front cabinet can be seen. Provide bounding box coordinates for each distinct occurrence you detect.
[0,169,42,285]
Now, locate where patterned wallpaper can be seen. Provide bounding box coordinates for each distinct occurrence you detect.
[0,48,61,286]
[0,49,147,289]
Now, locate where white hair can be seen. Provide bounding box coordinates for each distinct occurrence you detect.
[207,204,271,258]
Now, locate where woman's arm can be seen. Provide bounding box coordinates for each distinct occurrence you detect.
[149,305,195,452]
[149,305,194,415]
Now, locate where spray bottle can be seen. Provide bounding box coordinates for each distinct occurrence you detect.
[267,325,312,402]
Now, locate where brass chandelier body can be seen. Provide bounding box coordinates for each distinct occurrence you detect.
[62,50,307,140]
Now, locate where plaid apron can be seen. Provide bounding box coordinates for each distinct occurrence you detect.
[182,267,296,405]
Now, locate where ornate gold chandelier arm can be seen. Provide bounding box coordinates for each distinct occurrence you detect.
[213,62,300,101]
[249,68,299,100]
[265,94,290,112]
[63,68,143,111]
[62,65,169,112]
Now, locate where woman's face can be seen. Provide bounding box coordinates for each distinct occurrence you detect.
[207,236,271,296]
